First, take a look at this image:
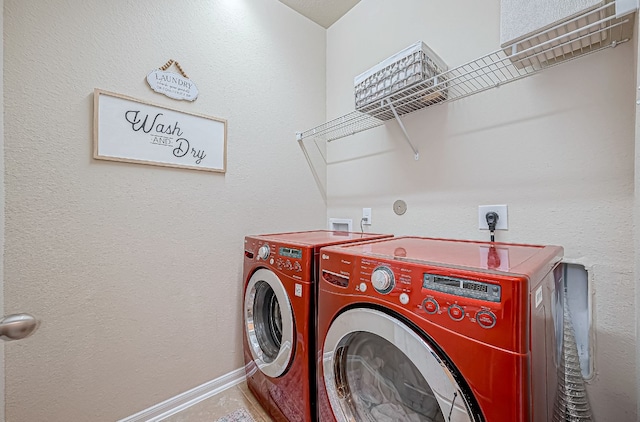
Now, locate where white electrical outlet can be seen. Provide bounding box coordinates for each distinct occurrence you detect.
[478,205,508,230]
[362,208,372,225]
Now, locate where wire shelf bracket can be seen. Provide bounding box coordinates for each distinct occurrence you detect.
[387,99,419,160]
[296,1,636,160]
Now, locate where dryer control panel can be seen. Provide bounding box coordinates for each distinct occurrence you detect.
[244,237,310,281]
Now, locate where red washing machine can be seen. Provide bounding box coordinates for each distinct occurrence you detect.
[317,236,564,422]
[242,230,393,422]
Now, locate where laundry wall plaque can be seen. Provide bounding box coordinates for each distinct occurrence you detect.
[93,89,226,173]
[146,60,199,101]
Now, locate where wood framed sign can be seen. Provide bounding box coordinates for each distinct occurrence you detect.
[93,89,226,172]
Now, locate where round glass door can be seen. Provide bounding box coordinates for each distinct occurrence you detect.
[323,308,481,422]
[245,268,294,378]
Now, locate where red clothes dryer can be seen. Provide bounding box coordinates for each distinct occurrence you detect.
[242,230,393,422]
[317,236,564,422]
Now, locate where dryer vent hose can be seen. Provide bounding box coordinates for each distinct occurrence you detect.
[552,291,593,421]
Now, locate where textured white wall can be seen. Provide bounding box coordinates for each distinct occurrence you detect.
[3,1,326,421]
[0,4,4,422]
[635,15,640,420]
[326,0,637,420]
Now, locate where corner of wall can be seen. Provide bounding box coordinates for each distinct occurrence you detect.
[634,12,640,421]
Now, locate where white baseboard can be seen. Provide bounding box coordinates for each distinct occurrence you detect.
[118,367,247,422]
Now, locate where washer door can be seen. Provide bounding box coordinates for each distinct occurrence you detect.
[323,308,481,422]
[244,268,294,378]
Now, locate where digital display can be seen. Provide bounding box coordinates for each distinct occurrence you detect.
[434,276,460,287]
[279,247,302,259]
[463,281,488,292]
[423,273,501,302]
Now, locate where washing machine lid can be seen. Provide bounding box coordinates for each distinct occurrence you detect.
[252,230,392,249]
[328,236,562,274]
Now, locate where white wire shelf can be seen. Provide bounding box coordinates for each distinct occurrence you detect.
[297,3,634,145]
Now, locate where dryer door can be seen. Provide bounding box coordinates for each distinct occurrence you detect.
[244,268,294,378]
[323,308,481,422]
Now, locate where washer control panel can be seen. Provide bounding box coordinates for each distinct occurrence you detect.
[319,249,521,350]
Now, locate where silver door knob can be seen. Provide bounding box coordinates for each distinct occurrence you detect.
[0,313,39,341]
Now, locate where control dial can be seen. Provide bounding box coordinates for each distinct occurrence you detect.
[257,245,270,260]
[476,310,497,329]
[422,298,439,315]
[371,266,395,294]
[448,304,465,321]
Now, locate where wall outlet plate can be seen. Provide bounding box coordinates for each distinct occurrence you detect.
[362,208,372,225]
[329,218,353,232]
[478,204,508,230]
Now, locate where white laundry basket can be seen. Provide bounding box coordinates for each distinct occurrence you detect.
[354,41,448,118]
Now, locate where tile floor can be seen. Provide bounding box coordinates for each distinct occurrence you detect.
[162,381,274,422]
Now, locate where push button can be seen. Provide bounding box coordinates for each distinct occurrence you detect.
[448,304,465,321]
[422,298,439,315]
[476,310,497,329]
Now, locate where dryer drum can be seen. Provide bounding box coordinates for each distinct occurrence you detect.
[244,268,294,379]
[253,281,282,362]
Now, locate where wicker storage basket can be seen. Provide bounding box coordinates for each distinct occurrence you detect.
[354,41,448,119]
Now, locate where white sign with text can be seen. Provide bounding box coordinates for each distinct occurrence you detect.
[147,69,199,101]
[93,89,226,173]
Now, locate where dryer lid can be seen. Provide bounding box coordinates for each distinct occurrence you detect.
[252,230,391,248]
